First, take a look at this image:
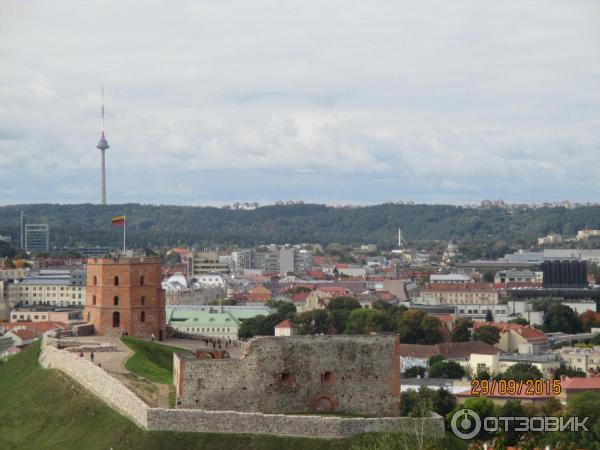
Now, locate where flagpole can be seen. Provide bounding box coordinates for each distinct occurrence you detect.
[123,216,126,254]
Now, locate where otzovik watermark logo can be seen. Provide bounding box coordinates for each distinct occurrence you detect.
[450,408,590,440]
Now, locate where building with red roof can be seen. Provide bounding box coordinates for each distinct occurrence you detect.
[473,322,549,353]
[274,319,298,337]
[561,375,600,402]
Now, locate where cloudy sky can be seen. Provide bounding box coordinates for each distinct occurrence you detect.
[1,0,600,206]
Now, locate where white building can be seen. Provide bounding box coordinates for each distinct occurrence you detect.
[274,319,298,337]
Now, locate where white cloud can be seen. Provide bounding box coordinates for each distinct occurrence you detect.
[1,0,600,204]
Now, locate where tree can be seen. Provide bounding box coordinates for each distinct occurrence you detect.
[451,318,473,342]
[297,310,328,335]
[499,363,542,381]
[447,397,495,441]
[327,296,361,311]
[592,333,600,345]
[397,310,442,345]
[428,355,444,367]
[344,308,391,334]
[420,316,442,344]
[485,309,494,323]
[326,309,352,334]
[581,309,600,332]
[498,399,527,445]
[473,325,500,345]
[3,258,15,269]
[404,366,426,378]
[508,317,529,326]
[428,360,465,379]
[543,304,583,333]
[554,363,586,378]
[483,270,495,283]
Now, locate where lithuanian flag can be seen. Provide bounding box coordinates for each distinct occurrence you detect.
[111,215,125,226]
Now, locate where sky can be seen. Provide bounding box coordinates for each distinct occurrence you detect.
[1,0,600,206]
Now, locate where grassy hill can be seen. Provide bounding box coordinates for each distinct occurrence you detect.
[121,337,190,384]
[2,202,600,249]
[0,342,466,450]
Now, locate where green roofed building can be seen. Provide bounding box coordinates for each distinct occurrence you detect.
[166,305,275,340]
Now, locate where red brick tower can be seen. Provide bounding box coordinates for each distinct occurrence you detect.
[84,257,166,339]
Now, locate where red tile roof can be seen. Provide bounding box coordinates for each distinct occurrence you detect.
[424,283,500,292]
[473,322,547,342]
[10,329,38,340]
[291,292,309,303]
[317,285,348,294]
[562,376,600,391]
[3,321,69,335]
[274,319,297,329]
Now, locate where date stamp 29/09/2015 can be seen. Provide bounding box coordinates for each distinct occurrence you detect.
[471,379,561,397]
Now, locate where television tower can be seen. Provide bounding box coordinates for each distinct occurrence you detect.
[96,87,110,205]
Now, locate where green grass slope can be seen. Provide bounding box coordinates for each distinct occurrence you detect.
[0,343,467,450]
[121,337,190,384]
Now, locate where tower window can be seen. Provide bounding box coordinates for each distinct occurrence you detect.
[93,275,97,286]
[114,276,119,286]
[114,296,119,306]
[141,311,145,322]
[92,295,96,306]
[140,276,145,286]
[112,311,120,328]
[141,296,145,306]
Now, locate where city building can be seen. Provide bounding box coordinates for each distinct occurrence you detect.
[473,322,549,354]
[6,269,86,307]
[9,308,81,323]
[494,269,538,284]
[187,252,230,276]
[542,260,587,288]
[556,346,600,374]
[166,305,274,340]
[84,257,166,339]
[419,283,501,305]
[430,274,471,284]
[538,234,562,245]
[24,224,49,253]
[576,229,600,240]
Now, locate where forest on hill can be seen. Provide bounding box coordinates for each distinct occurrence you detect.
[2,203,600,251]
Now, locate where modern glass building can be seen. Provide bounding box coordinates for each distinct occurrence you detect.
[24,224,49,253]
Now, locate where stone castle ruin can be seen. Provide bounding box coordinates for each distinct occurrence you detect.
[174,334,401,416]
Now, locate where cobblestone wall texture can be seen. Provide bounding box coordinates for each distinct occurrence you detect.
[175,334,402,416]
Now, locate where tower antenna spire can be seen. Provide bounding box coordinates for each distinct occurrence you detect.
[97,86,110,205]
[101,85,105,133]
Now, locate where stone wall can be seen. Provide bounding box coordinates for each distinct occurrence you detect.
[174,334,401,416]
[39,332,445,439]
[146,409,444,439]
[39,335,149,428]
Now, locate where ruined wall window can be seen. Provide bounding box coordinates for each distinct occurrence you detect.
[321,371,334,385]
[87,312,91,321]
[277,371,293,386]
[112,311,120,327]
[141,311,145,322]
[141,296,145,306]
[140,275,145,286]
[114,296,119,306]
[93,275,97,286]
[114,276,119,286]
[92,295,97,306]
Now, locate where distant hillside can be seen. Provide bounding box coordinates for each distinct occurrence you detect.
[2,203,600,249]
